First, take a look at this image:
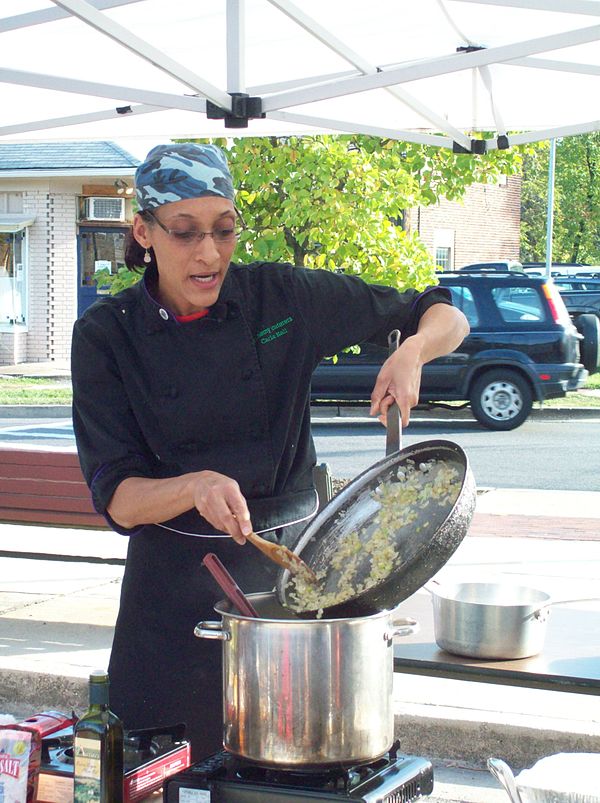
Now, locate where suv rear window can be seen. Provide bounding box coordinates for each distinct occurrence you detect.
[447,286,479,326]
[491,286,546,323]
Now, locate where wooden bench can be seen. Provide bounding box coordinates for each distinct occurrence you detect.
[0,449,334,530]
[0,448,108,529]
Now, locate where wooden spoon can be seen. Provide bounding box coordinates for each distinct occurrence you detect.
[245,531,317,582]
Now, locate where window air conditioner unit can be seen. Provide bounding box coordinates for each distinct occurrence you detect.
[84,197,125,221]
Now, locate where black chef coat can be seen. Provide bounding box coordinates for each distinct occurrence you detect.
[71,261,451,759]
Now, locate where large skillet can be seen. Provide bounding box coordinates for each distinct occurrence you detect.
[276,332,476,618]
[276,439,476,618]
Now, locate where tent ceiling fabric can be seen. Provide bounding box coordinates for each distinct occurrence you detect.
[1,0,600,154]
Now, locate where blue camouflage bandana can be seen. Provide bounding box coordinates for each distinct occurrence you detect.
[135,143,235,210]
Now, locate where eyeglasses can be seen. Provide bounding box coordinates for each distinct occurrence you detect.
[146,209,245,246]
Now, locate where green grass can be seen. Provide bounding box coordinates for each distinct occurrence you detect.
[0,371,598,407]
[0,377,72,405]
[542,368,600,407]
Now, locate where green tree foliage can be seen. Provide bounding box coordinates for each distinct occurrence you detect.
[521,134,600,264]
[208,135,521,290]
[96,134,522,293]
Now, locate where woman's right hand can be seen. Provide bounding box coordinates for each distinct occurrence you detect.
[191,470,253,544]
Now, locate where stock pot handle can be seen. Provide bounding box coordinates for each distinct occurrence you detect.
[388,616,419,639]
[194,621,231,641]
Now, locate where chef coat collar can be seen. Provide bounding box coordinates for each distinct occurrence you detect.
[139,264,240,333]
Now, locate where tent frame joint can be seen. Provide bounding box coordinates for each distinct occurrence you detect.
[206,92,265,128]
[453,138,487,154]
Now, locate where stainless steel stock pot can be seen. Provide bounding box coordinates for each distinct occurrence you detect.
[194,591,418,767]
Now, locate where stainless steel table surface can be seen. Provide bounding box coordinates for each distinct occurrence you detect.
[393,592,600,695]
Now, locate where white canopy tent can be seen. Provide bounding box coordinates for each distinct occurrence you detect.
[1,0,600,156]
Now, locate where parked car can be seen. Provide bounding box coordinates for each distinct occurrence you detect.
[458,260,524,273]
[554,277,600,292]
[524,263,600,279]
[311,271,589,430]
[553,278,600,372]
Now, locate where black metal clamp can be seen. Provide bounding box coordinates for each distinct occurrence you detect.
[206,92,265,129]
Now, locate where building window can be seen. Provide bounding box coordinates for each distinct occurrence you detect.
[433,228,454,272]
[435,246,452,271]
[0,230,27,327]
[79,229,126,287]
[0,192,24,214]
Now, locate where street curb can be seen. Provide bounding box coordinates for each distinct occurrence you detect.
[0,667,88,719]
[394,709,600,771]
[311,404,600,422]
[0,405,72,419]
[0,404,598,421]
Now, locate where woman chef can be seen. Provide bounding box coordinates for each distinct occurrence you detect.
[71,142,469,760]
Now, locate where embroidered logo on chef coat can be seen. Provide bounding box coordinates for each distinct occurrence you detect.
[257,316,293,345]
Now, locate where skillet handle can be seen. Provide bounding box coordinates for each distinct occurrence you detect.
[386,329,402,456]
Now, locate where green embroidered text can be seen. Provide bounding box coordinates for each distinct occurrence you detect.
[257,316,293,344]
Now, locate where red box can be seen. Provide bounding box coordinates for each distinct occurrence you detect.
[37,723,191,803]
[2,712,75,802]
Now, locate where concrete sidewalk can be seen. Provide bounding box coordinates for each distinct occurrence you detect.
[1,488,599,802]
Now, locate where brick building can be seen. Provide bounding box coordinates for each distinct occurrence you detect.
[405,174,522,271]
[0,142,139,365]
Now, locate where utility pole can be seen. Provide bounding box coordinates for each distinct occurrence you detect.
[545,138,556,279]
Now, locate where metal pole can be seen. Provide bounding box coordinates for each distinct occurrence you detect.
[226,0,245,94]
[545,138,556,279]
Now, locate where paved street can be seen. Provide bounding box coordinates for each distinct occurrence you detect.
[1,409,599,490]
[312,413,600,490]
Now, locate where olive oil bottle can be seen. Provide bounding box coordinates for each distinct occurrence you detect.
[73,670,124,803]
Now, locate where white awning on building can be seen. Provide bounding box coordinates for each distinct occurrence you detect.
[0,215,36,233]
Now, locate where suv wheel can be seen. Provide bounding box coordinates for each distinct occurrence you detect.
[470,369,533,431]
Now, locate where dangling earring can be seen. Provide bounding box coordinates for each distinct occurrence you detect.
[144,248,152,264]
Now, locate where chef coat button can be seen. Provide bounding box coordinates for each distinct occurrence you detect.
[242,369,253,380]
[159,308,169,320]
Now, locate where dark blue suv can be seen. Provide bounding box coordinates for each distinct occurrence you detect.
[311,272,588,430]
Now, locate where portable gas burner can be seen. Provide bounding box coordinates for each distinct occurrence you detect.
[38,722,191,802]
[163,741,433,802]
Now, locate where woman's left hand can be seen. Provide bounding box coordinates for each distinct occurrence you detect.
[369,303,470,428]
[369,336,423,428]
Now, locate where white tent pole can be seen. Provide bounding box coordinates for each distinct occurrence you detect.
[51,0,232,108]
[0,67,208,112]
[545,138,556,279]
[485,119,600,147]
[455,0,600,16]
[250,70,359,95]
[226,0,245,93]
[0,0,143,32]
[436,0,508,136]
[268,110,454,148]
[262,23,600,111]
[506,56,600,75]
[267,0,471,149]
[0,105,166,137]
